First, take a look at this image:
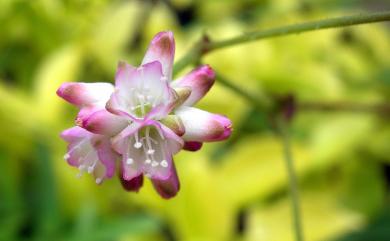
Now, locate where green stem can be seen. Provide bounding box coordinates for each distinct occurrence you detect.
[278,119,304,241]
[298,101,390,115]
[174,11,390,75]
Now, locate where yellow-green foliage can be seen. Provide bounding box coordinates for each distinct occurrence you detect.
[0,1,389,241]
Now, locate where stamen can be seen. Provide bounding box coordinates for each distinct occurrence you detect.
[156,126,165,140]
[87,159,98,173]
[145,159,151,164]
[161,160,168,168]
[126,158,134,165]
[151,161,159,167]
[134,132,142,149]
[134,142,142,149]
[95,178,103,184]
[145,127,155,155]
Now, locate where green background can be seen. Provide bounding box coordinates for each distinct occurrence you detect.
[0,0,389,240]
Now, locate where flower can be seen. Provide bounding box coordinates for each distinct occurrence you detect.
[57,31,232,199]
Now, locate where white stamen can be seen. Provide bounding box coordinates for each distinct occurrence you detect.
[151,161,159,167]
[161,160,168,168]
[145,159,151,164]
[126,158,134,165]
[87,166,94,173]
[134,132,142,149]
[95,178,103,184]
[147,149,155,155]
[134,142,142,149]
[87,159,98,173]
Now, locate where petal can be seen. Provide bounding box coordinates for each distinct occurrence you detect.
[151,162,180,199]
[81,109,128,136]
[111,123,144,180]
[57,82,114,107]
[114,61,137,88]
[61,126,115,183]
[60,126,92,143]
[183,141,203,151]
[112,120,183,181]
[92,137,119,178]
[142,31,175,79]
[175,106,232,142]
[171,65,215,106]
[119,173,144,192]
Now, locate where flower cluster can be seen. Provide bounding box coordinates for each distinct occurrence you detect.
[57,31,232,198]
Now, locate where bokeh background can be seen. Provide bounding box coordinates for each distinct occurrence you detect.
[1,0,390,241]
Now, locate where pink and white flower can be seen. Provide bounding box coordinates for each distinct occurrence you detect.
[57,31,232,199]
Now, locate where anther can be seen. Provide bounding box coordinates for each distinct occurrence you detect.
[134,142,142,149]
[63,153,70,160]
[145,159,151,164]
[147,149,155,155]
[95,178,103,184]
[151,161,159,167]
[161,160,168,168]
[126,158,134,165]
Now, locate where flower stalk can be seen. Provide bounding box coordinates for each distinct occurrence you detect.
[278,118,304,241]
[174,11,390,75]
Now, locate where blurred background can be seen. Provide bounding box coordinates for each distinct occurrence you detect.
[1,0,390,241]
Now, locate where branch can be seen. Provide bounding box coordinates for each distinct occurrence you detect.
[278,118,305,241]
[174,11,390,75]
[298,101,390,116]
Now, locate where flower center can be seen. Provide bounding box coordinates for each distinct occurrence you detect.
[125,68,167,118]
[125,126,169,173]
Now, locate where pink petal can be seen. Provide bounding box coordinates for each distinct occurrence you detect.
[171,65,215,106]
[183,141,203,151]
[175,106,232,142]
[114,61,137,88]
[60,126,92,143]
[151,162,180,199]
[111,120,183,181]
[57,82,114,107]
[81,109,128,136]
[119,173,144,192]
[92,137,119,178]
[142,31,175,79]
[61,126,117,182]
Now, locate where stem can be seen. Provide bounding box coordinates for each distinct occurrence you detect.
[299,101,390,115]
[278,119,304,241]
[174,11,390,75]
